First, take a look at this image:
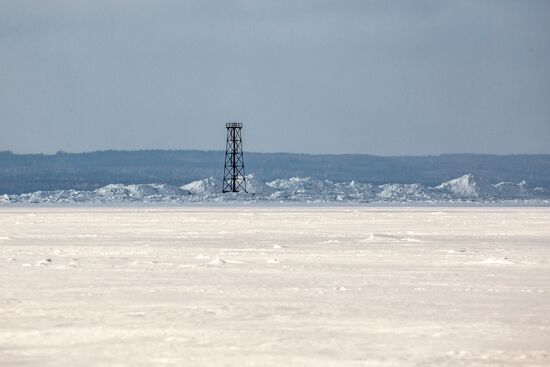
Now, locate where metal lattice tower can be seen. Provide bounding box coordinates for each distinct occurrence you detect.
[222,122,247,193]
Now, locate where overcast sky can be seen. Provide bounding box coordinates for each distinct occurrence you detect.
[1,1,549,155]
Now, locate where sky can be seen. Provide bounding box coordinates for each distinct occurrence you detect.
[1,0,549,155]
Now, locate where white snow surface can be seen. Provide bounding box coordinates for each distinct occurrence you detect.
[2,174,550,204]
[1,207,549,366]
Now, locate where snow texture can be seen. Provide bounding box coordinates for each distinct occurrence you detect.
[1,174,549,205]
[0,207,549,366]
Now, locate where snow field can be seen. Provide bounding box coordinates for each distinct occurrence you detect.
[0,207,549,366]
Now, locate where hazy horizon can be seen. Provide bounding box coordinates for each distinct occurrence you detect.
[3,147,550,158]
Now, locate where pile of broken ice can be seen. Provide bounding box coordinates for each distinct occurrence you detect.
[1,174,549,204]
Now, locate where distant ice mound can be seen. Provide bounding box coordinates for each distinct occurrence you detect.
[181,175,272,196]
[265,177,375,202]
[266,177,334,201]
[181,177,220,195]
[245,174,274,195]
[378,183,429,201]
[267,177,326,193]
[493,181,530,198]
[434,174,539,200]
[94,184,189,202]
[334,181,376,201]
[16,189,88,204]
[2,173,549,204]
[436,174,487,199]
[266,177,325,202]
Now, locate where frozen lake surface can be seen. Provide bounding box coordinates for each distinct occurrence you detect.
[1,207,549,366]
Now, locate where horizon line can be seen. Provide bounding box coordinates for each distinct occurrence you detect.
[2,149,550,158]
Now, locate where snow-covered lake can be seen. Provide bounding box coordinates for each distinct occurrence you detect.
[1,207,549,366]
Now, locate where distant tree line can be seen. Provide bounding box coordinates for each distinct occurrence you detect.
[1,150,549,194]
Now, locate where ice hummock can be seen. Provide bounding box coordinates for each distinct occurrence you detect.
[436,174,480,198]
[435,174,493,199]
[95,183,190,201]
[2,174,549,204]
[181,177,220,196]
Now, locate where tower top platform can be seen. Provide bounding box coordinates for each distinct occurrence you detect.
[226,122,243,128]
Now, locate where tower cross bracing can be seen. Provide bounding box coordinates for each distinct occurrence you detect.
[222,122,247,193]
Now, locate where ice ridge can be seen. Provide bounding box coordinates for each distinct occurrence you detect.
[2,174,549,204]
